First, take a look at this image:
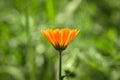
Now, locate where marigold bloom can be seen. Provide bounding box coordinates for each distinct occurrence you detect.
[41,28,79,51]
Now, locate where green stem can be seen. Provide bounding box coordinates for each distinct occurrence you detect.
[25,8,36,80]
[46,0,55,25]
[59,50,62,80]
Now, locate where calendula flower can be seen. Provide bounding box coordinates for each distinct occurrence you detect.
[41,28,79,51]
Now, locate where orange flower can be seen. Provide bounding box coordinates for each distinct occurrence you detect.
[41,28,79,51]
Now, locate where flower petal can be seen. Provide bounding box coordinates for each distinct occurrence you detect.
[41,30,56,46]
[41,28,79,51]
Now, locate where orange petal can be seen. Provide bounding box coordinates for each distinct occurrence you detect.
[48,30,57,46]
[54,29,61,45]
[64,29,79,46]
[41,28,79,51]
[41,30,55,46]
[62,29,71,46]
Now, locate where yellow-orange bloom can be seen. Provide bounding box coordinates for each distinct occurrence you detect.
[41,28,79,51]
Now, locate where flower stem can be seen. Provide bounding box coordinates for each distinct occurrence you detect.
[59,50,62,80]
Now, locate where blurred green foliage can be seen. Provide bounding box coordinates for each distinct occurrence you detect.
[0,0,120,80]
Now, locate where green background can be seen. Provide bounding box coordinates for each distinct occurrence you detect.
[0,0,120,80]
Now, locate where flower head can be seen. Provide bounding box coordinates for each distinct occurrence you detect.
[41,28,79,51]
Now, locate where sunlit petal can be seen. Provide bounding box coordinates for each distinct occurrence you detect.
[41,28,79,51]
